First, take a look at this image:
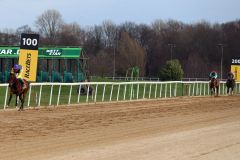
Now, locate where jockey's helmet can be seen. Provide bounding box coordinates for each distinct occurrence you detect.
[13,64,22,70]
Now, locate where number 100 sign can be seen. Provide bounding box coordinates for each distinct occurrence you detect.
[18,33,40,81]
[20,33,39,50]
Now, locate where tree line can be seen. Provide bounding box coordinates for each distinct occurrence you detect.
[1,9,240,79]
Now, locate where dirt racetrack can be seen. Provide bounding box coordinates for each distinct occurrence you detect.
[1,96,240,160]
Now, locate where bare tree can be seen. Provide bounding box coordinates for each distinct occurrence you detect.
[58,22,85,46]
[117,31,146,76]
[102,20,118,48]
[35,9,64,43]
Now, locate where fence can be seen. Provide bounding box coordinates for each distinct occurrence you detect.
[0,81,239,110]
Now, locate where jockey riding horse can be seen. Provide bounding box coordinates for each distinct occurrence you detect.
[226,71,235,95]
[7,64,29,111]
[209,70,220,96]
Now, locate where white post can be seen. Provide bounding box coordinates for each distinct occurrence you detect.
[196,83,198,96]
[160,83,162,98]
[199,83,202,96]
[57,85,62,106]
[208,82,210,95]
[149,83,152,99]
[192,82,195,96]
[77,84,81,103]
[110,84,114,101]
[169,82,172,98]
[102,84,106,102]
[188,85,191,96]
[94,84,98,104]
[86,85,90,103]
[117,84,120,101]
[38,85,42,107]
[68,85,73,105]
[203,83,206,96]
[27,85,32,107]
[154,83,158,98]
[137,84,139,100]
[49,85,53,106]
[165,83,167,98]
[4,86,9,110]
[124,84,127,100]
[174,83,177,97]
[222,82,225,95]
[143,83,146,99]
[130,83,133,100]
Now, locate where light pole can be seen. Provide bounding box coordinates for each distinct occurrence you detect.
[168,43,176,80]
[217,44,225,80]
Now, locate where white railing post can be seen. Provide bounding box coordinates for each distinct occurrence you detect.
[57,85,62,106]
[204,83,206,96]
[143,83,146,99]
[170,82,172,98]
[208,82,210,95]
[154,83,157,98]
[165,83,167,98]
[123,84,127,100]
[159,83,162,98]
[68,85,73,105]
[192,82,195,96]
[28,85,32,107]
[102,84,106,102]
[38,85,43,107]
[4,86,9,110]
[94,84,98,104]
[174,82,177,97]
[77,84,81,103]
[137,84,139,100]
[110,84,114,101]
[117,84,120,101]
[149,83,152,99]
[49,84,53,106]
[86,85,90,103]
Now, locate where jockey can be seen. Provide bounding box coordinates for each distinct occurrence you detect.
[12,64,26,89]
[209,70,218,79]
[227,71,234,80]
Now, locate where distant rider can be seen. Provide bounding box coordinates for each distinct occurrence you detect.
[12,64,26,89]
[227,71,234,80]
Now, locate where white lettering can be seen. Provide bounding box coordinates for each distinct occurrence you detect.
[0,49,6,54]
[7,49,12,54]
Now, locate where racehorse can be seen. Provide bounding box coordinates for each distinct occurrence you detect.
[209,78,220,96]
[226,78,235,95]
[7,72,29,111]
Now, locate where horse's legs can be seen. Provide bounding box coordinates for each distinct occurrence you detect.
[19,94,25,111]
[15,94,19,108]
[7,93,13,107]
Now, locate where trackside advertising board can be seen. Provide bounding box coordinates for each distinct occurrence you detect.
[231,58,240,82]
[18,33,39,82]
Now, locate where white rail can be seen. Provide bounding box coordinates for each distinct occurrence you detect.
[0,81,239,110]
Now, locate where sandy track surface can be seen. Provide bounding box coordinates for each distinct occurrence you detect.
[0,96,240,160]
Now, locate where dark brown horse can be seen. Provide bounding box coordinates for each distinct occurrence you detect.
[7,72,29,111]
[226,78,235,95]
[209,78,220,96]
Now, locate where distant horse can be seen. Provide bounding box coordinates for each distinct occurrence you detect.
[226,78,235,95]
[209,78,220,96]
[7,72,29,111]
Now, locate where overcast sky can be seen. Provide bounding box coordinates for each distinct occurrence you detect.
[1,0,240,30]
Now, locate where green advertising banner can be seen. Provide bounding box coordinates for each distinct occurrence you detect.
[0,47,82,58]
